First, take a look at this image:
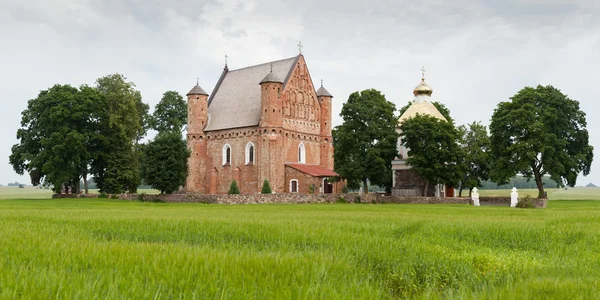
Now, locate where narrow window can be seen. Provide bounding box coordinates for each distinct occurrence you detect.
[290,180,298,193]
[298,143,306,164]
[223,144,232,165]
[245,142,255,165]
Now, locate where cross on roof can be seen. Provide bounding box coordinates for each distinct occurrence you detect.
[225,54,228,67]
[196,77,199,85]
[320,79,323,87]
[421,66,426,80]
[298,41,303,54]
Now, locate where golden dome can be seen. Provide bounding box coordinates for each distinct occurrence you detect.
[413,66,433,96]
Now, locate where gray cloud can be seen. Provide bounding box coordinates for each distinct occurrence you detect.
[1,0,598,186]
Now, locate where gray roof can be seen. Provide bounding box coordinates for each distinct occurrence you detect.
[260,71,283,84]
[187,84,208,96]
[204,56,298,131]
[316,86,332,97]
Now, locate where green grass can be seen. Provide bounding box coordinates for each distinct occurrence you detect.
[478,187,600,200]
[1,199,599,298]
[0,186,159,199]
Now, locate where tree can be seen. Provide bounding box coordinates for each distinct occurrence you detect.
[457,122,491,196]
[90,74,149,194]
[228,180,240,194]
[399,114,465,196]
[9,84,104,194]
[261,179,272,194]
[398,101,453,122]
[141,132,190,194]
[332,89,398,194]
[150,91,187,133]
[489,85,593,198]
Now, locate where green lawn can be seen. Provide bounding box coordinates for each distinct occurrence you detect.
[478,187,600,200]
[0,186,159,199]
[1,199,599,298]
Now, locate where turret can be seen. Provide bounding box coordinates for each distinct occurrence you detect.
[186,81,209,193]
[187,82,209,135]
[317,80,334,169]
[259,65,283,128]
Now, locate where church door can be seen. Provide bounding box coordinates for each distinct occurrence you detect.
[323,178,333,194]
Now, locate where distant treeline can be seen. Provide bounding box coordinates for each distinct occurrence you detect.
[479,176,558,190]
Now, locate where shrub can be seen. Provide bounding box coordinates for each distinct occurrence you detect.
[137,193,146,202]
[228,180,240,194]
[516,194,535,208]
[341,185,348,193]
[336,196,347,203]
[308,184,315,194]
[98,192,108,199]
[354,195,361,203]
[261,179,272,194]
[110,194,119,199]
[18,184,24,189]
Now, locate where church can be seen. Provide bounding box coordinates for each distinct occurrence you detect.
[185,53,341,194]
[391,70,455,197]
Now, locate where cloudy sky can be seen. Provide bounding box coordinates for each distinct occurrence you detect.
[1,0,599,186]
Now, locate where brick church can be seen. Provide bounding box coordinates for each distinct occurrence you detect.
[185,54,341,194]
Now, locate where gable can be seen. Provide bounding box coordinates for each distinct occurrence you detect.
[204,56,298,131]
[281,56,321,131]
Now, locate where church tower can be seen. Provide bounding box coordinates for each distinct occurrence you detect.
[186,81,209,193]
[317,81,334,170]
[259,65,284,128]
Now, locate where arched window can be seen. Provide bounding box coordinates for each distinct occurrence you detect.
[245,142,255,165]
[290,179,299,193]
[222,144,231,165]
[298,143,306,164]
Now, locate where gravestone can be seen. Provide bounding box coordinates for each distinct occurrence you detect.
[510,187,518,208]
[471,187,480,206]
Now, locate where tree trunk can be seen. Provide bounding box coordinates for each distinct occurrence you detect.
[83,173,89,194]
[423,180,429,197]
[459,183,464,197]
[469,187,473,198]
[533,164,545,199]
[362,178,369,195]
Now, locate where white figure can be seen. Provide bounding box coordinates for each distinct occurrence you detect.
[359,186,364,195]
[472,187,480,206]
[510,187,518,208]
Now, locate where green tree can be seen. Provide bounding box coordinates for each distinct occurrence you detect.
[261,179,272,194]
[141,132,190,194]
[9,84,104,194]
[151,91,187,133]
[399,115,464,196]
[457,122,491,197]
[228,180,240,194]
[489,85,593,198]
[398,101,452,122]
[332,89,398,193]
[91,74,149,194]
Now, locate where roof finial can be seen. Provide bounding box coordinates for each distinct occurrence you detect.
[224,54,228,68]
[421,66,426,81]
[270,63,273,73]
[196,77,199,85]
[320,79,323,87]
[298,41,303,54]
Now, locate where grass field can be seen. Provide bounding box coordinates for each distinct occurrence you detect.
[0,186,160,199]
[1,199,599,298]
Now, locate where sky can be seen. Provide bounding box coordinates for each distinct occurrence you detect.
[1,0,599,186]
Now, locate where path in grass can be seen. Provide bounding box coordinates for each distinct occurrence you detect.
[0,199,599,298]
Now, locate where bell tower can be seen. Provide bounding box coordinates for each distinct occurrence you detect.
[186,80,209,193]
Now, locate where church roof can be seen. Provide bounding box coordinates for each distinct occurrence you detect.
[316,86,332,97]
[286,163,338,177]
[187,84,208,96]
[204,56,299,131]
[398,101,447,124]
[260,70,284,84]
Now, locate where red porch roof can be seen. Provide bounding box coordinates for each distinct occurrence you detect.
[285,163,338,177]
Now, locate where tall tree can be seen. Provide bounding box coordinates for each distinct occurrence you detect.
[489,85,593,198]
[457,122,491,197]
[91,74,149,194]
[142,132,190,194]
[332,89,398,193]
[399,115,465,196]
[9,84,104,193]
[150,91,187,133]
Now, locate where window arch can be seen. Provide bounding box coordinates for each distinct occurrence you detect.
[222,144,231,165]
[298,143,306,164]
[245,142,255,165]
[290,179,299,193]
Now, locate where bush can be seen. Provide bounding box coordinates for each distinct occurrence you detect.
[228,180,240,194]
[308,184,315,194]
[137,193,146,202]
[341,185,348,193]
[110,194,119,199]
[354,195,361,203]
[336,196,347,203]
[516,194,535,208]
[98,192,108,199]
[18,184,24,189]
[261,179,272,194]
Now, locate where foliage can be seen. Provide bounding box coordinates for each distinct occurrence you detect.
[490,85,594,198]
[110,194,119,199]
[228,180,240,194]
[336,196,347,203]
[9,84,104,194]
[400,114,465,196]
[480,176,558,190]
[332,89,398,193]
[341,185,349,193]
[141,132,190,194]
[457,122,491,196]
[18,184,24,189]
[308,184,315,194]
[261,179,272,194]
[398,101,453,122]
[354,195,361,203]
[150,91,187,133]
[91,74,149,194]
[98,192,108,199]
[516,195,535,208]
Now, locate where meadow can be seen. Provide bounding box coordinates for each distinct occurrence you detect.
[1,197,600,299]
